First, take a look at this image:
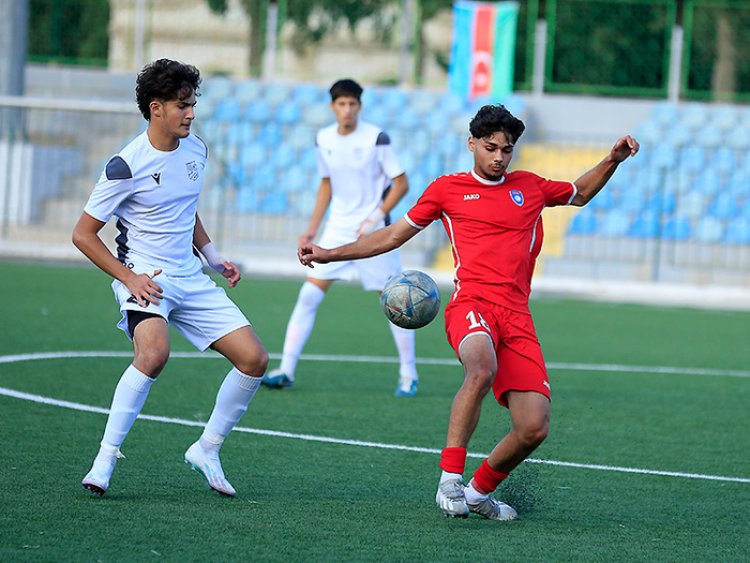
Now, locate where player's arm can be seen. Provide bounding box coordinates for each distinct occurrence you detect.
[193,213,240,288]
[299,217,419,267]
[72,211,162,307]
[358,173,409,237]
[299,177,332,246]
[570,135,639,206]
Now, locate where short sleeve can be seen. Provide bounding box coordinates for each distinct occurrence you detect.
[405,179,443,229]
[538,176,576,207]
[83,155,134,222]
[375,131,405,180]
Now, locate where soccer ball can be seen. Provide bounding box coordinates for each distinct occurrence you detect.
[380,270,441,329]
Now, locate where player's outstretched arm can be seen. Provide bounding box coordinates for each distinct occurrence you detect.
[571,135,639,206]
[299,217,420,268]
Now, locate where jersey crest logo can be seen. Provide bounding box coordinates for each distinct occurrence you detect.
[510,190,524,206]
[151,173,161,185]
[186,161,199,181]
[463,193,480,201]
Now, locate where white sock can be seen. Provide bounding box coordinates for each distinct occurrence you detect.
[389,323,418,380]
[201,368,262,452]
[278,281,326,379]
[464,483,489,504]
[101,364,154,449]
[440,470,463,484]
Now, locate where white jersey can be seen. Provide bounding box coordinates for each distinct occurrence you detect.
[316,120,404,238]
[84,131,207,276]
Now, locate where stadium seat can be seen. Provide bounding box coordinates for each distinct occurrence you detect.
[245,100,271,124]
[302,104,332,127]
[676,191,707,219]
[600,210,631,236]
[201,75,233,101]
[693,216,724,243]
[727,127,750,151]
[283,171,312,194]
[212,99,241,123]
[661,215,691,241]
[408,90,439,116]
[651,103,679,129]
[713,147,737,175]
[712,104,738,132]
[270,148,297,171]
[723,217,750,244]
[380,89,409,115]
[679,145,707,173]
[707,192,740,221]
[567,211,598,235]
[234,80,263,104]
[695,127,723,149]
[275,101,302,126]
[628,210,661,238]
[259,122,283,145]
[665,123,691,146]
[236,187,260,212]
[587,188,616,211]
[241,141,267,169]
[651,144,678,169]
[695,168,724,196]
[260,192,289,214]
[292,83,323,106]
[680,103,708,131]
[646,191,677,215]
[265,83,292,107]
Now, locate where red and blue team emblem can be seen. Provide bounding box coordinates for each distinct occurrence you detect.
[510,190,524,206]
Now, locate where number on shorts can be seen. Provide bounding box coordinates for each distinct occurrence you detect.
[465,310,489,331]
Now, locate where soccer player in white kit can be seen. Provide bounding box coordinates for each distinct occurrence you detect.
[262,79,420,396]
[72,59,268,497]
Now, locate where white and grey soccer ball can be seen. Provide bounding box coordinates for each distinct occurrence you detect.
[380,270,441,329]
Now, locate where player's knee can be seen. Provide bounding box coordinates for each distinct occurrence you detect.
[464,366,495,393]
[516,419,548,449]
[134,346,170,377]
[234,349,269,377]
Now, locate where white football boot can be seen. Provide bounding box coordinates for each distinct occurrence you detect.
[435,477,469,518]
[467,496,518,521]
[81,444,124,496]
[184,441,236,497]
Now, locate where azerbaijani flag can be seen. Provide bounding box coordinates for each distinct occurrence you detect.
[448,1,520,101]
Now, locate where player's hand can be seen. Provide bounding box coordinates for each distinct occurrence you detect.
[126,269,163,307]
[611,135,639,163]
[298,244,329,267]
[357,207,385,237]
[298,230,316,247]
[221,261,241,288]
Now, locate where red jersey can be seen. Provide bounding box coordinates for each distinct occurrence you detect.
[405,170,576,312]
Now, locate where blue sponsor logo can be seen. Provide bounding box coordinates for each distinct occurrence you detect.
[510,190,524,206]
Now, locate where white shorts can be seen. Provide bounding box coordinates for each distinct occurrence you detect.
[313,227,401,291]
[112,270,250,351]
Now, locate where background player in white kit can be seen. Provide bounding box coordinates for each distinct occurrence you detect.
[262,79,420,397]
[72,59,268,497]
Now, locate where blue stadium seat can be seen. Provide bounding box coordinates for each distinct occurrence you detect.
[713,147,737,175]
[302,104,332,127]
[651,144,677,169]
[628,210,660,238]
[712,104,738,132]
[246,100,271,124]
[695,168,724,196]
[236,188,260,212]
[259,122,283,145]
[275,101,302,126]
[408,90,440,116]
[380,89,409,114]
[676,191,707,219]
[260,192,289,214]
[212,99,241,123]
[600,210,631,236]
[283,171,312,194]
[567,211,598,235]
[201,75,233,101]
[662,215,691,241]
[707,193,740,220]
[679,145,707,173]
[651,103,679,129]
[265,83,292,107]
[680,103,708,131]
[270,149,297,171]
[234,80,263,104]
[695,127,723,149]
[241,141,267,169]
[300,150,319,174]
[728,172,750,199]
[587,188,616,211]
[665,123,691,146]
[723,217,750,244]
[292,83,323,106]
[247,165,276,192]
[727,127,750,151]
[693,217,724,243]
[646,191,676,215]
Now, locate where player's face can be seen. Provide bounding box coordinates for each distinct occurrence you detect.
[468,131,514,181]
[150,89,196,145]
[330,96,361,133]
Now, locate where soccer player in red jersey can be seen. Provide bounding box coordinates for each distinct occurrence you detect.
[298,104,639,520]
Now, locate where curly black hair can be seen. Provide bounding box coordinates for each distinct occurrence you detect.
[135,59,201,120]
[469,104,525,144]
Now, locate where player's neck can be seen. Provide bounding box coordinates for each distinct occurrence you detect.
[146,126,180,152]
[337,121,358,136]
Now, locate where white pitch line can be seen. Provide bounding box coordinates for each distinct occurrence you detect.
[0,385,748,485]
[1,350,749,378]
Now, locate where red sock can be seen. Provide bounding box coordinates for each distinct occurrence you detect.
[472,459,508,493]
[439,447,467,474]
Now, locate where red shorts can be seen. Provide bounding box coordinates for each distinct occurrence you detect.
[444,296,550,408]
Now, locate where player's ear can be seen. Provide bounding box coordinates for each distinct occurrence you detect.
[468,136,476,153]
[149,100,163,118]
